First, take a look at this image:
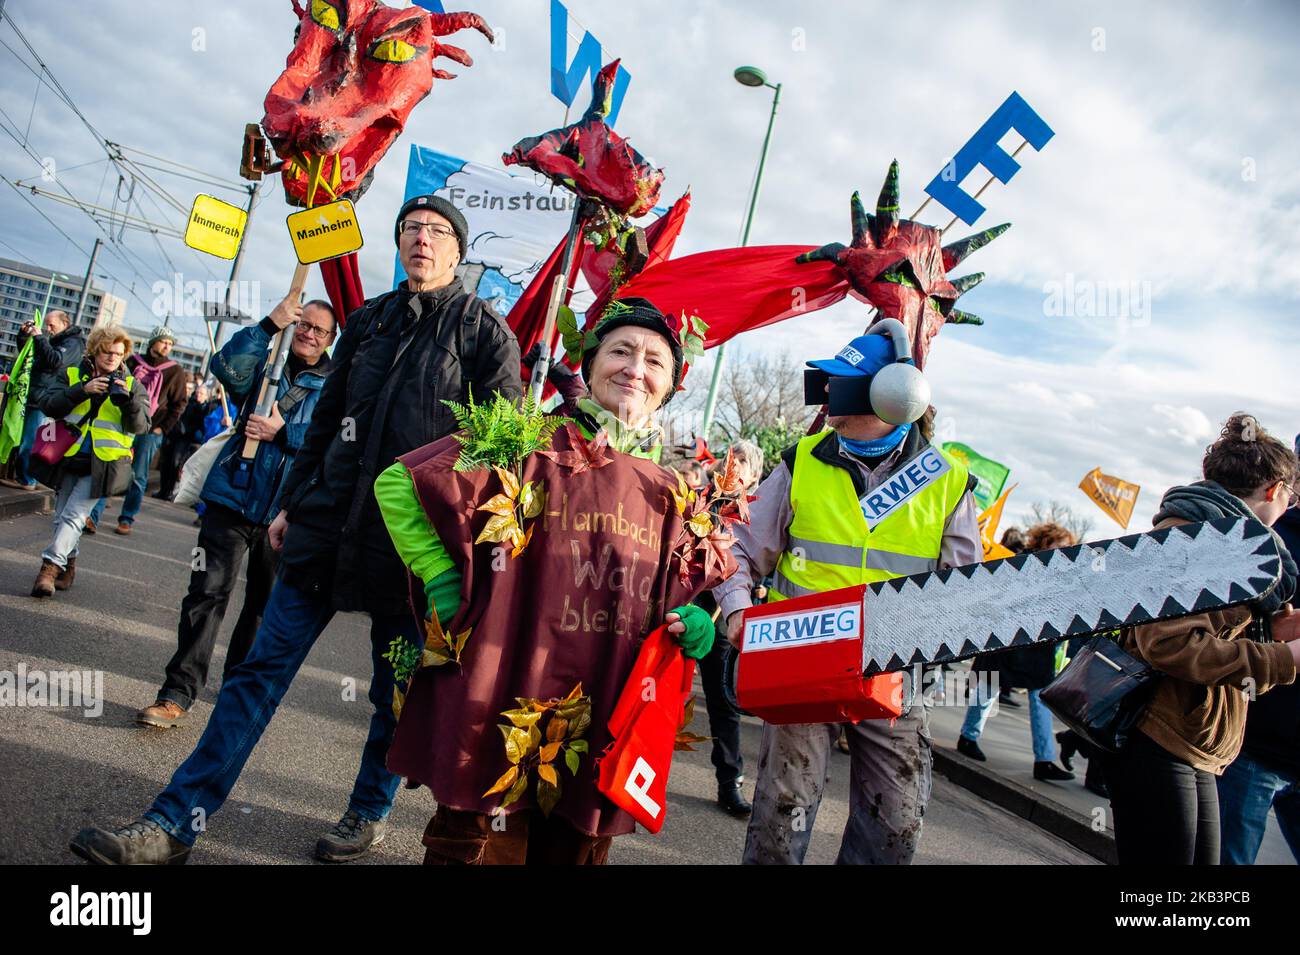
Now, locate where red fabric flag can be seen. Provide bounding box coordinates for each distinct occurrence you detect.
[505,232,590,367]
[615,246,852,349]
[319,253,365,327]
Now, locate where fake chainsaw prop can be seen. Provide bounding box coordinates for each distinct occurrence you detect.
[731,517,1283,724]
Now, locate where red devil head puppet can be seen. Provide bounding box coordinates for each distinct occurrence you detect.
[503,60,664,218]
[263,0,494,206]
[798,160,1009,370]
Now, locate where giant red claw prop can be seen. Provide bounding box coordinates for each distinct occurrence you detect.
[503,60,663,217]
[263,0,494,206]
[797,160,1008,369]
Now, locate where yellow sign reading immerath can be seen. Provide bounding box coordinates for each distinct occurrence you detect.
[184,194,247,260]
[287,199,364,264]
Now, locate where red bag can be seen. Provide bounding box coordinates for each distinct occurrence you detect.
[596,626,695,834]
[32,418,80,466]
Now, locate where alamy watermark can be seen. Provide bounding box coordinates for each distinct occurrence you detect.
[151,273,262,322]
[1042,272,1152,327]
[0,663,103,717]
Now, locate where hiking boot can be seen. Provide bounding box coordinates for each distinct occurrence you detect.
[315,809,385,862]
[83,517,97,534]
[54,557,76,591]
[31,559,59,598]
[136,699,186,729]
[957,735,987,762]
[69,818,190,865]
[115,521,132,535]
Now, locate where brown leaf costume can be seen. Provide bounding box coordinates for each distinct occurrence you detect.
[386,424,735,837]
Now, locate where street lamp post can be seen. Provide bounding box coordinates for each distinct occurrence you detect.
[698,66,782,441]
[39,270,73,321]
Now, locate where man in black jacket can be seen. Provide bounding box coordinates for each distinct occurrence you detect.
[71,195,522,866]
[10,309,83,489]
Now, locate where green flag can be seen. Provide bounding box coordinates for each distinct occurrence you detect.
[940,441,1010,511]
[0,308,41,462]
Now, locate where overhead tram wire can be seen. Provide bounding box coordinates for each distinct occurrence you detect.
[3,176,156,315]
[0,120,158,296]
[3,11,256,324]
[1,17,226,298]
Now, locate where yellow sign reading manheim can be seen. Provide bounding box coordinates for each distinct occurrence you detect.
[184,194,247,260]
[287,199,364,264]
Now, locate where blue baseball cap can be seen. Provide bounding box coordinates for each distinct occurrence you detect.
[807,333,895,378]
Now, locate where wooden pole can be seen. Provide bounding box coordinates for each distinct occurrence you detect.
[528,200,586,401]
[239,260,309,460]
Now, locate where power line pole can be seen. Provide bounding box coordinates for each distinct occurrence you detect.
[72,237,102,327]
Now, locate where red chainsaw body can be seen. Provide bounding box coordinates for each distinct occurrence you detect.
[736,585,903,724]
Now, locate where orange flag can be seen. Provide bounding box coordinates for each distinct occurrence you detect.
[1079,467,1140,529]
[978,483,1018,560]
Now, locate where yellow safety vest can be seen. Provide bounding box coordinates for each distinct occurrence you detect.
[769,432,969,602]
[63,366,135,463]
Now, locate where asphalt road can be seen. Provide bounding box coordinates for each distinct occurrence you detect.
[0,498,1094,865]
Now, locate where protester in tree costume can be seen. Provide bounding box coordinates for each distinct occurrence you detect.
[376,297,741,864]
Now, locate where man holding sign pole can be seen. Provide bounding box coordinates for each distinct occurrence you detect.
[72,195,521,866]
[134,295,336,731]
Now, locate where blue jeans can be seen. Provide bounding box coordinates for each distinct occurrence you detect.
[144,579,420,846]
[41,472,96,567]
[960,684,1057,762]
[118,431,163,524]
[15,407,47,486]
[1217,752,1300,864]
[89,496,106,525]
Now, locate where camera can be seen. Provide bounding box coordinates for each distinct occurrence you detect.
[106,367,130,405]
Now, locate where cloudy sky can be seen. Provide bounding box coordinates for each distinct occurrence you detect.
[2,0,1297,532]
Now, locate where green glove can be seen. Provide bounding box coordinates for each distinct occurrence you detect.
[423,567,463,626]
[669,604,714,660]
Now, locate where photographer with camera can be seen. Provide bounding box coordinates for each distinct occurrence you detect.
[30,325,149,597]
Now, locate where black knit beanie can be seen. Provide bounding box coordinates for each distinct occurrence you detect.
[581,297,683,406]
[394,194,468,262]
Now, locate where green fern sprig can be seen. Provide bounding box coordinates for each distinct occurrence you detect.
[442,389,564,473]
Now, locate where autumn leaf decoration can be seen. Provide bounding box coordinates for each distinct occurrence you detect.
[482,683,594,816]
[537,421,613,474]
[474,465,545,557]
[673,695,711,752]
[442,390,562,559]
[385,604,473,720]
[669,448,753,584]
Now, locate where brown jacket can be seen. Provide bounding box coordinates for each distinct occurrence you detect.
[1119,518,1297,773]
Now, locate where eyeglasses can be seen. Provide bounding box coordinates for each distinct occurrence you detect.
[1283,483,1299,508]
[296,321,334,339]
[100,349,125,359]
[399,220,457,241]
